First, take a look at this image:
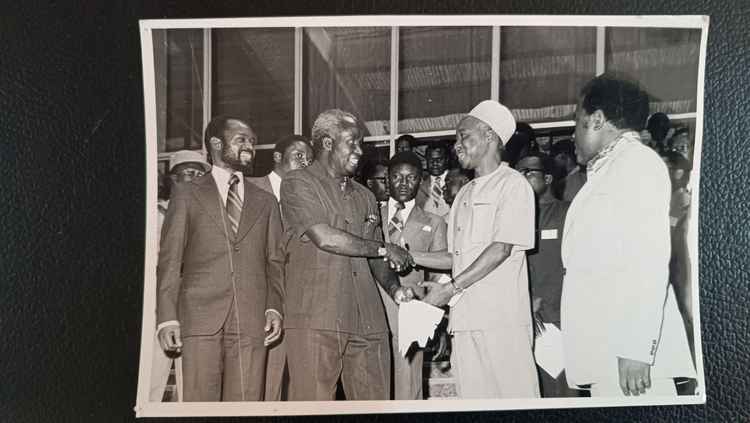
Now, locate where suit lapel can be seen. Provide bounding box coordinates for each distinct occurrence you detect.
[192,174,230,238]
[235,179,267,242]
[402,206,428,246]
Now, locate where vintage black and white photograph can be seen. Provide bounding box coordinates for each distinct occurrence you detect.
[135,15,708,417]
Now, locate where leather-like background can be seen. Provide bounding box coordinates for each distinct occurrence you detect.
[1,1,747,422]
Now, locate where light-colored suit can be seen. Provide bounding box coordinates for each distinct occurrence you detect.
[379,200,447,400]
[561,134,695,391]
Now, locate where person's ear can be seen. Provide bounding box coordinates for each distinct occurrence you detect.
[209,136,223,153]
[544,174,554,185]
[273,152,282,164]
[170,174,178,184]
[366,179,374,188]
[322,137,333,151]
[591,110,606,131]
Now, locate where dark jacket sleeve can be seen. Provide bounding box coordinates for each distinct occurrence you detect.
[156,182,190,325]
[265,196,285,315]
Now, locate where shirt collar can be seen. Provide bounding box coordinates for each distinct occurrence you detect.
[211,165,245,201]
[388,198,416,222]
[211,165,243,185]
[586,131,640,175]
[308,161,353,193]
[432,171,448,183]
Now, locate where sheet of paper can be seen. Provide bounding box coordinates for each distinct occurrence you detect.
[397,300,445,357]
[533,322,565,378]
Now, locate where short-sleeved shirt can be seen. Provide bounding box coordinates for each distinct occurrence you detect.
[280,161,388,335]
[447,163,535,331]
[527,199,570,326]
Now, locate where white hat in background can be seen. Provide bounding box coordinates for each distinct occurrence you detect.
[169,150,211,173]
[467,100,516,145]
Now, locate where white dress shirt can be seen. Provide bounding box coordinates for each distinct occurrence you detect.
[210,165,245,203]
[268,170,282,201]
[387,197,416,225]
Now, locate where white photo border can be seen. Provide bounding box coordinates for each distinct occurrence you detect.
[136,14,709,417]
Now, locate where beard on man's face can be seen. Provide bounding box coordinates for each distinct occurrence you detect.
[222,144,254,174]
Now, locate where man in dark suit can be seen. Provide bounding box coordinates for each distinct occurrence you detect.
[248,134,313,202]
[415,144,451,219]
[280,109,415,401]
[248,134,313,401]
[378,151,448,399]
[156,116,284,401]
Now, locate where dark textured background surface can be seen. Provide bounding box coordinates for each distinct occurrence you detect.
[1,1,747,422]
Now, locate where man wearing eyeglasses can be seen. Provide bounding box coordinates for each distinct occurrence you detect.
[362,159,390,209]
[514,154,580,398]
[150,149,211,402]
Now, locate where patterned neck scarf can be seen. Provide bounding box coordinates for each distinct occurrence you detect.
[586,131,641,174]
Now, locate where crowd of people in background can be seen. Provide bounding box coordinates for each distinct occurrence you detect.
[151,73,697,402]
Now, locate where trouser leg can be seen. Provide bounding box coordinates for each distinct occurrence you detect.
[452,328,539,399]
[286,328,343,401]
[181,332,223,401]
[340,331,390,401]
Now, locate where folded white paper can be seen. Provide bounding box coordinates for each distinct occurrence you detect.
[533,322,565,378]
[397,300,445,357]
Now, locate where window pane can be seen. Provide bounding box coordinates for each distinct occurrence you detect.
[398,27,492,134]
[499,27,597,123]
[212,28,295,146]
[303,27,391,137]
[159,29,204,153]
[606,27,701,114]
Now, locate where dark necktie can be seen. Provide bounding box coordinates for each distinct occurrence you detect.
[226,174,242,235]
[388,202,406,240]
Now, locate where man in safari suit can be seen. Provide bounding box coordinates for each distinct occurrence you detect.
[156,116,285,401]
[377,151,447,400]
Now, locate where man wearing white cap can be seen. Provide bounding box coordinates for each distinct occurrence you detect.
[412,100,540,398]
[150,149,211,401]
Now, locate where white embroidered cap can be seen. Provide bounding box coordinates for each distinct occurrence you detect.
[467,100,516,145]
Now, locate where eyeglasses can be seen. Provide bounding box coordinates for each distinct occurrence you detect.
[173,168,205,178]
[518,168,545,177]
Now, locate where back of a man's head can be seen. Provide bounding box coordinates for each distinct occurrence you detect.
[580,74,650,132]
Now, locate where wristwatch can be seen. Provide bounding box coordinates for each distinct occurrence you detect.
[450,278,464,295]
[377,245,388,257]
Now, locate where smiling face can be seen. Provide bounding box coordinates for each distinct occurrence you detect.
[329,129,363,177]
[454,116,491,170]
[216,119,257,173]
[388,162,421,203]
